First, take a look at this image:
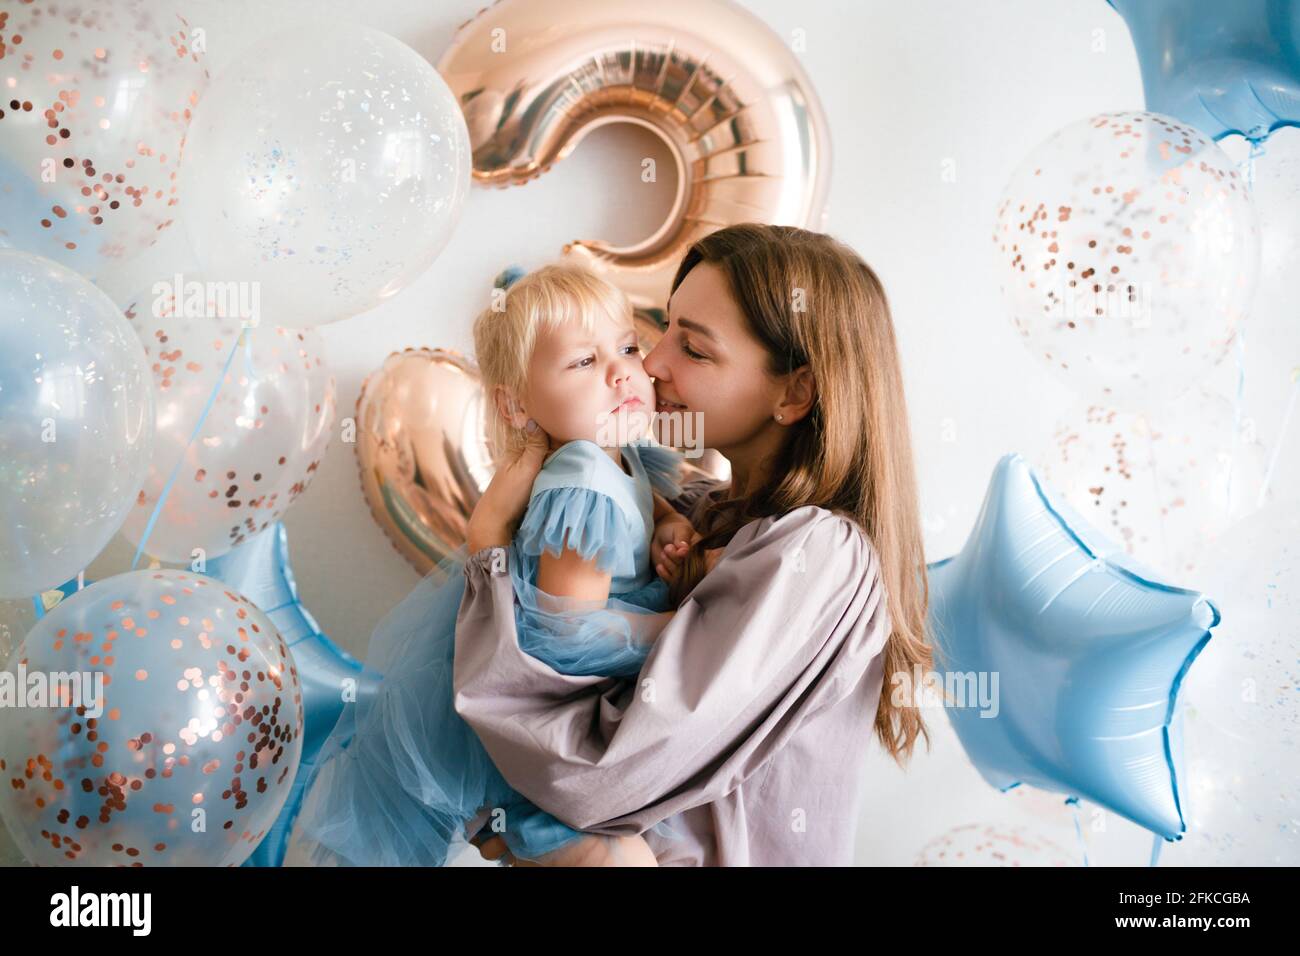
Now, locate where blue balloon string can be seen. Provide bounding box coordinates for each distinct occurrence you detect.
[1065,795,1090,867]
[1150,832,1164,867]
[1224,138,1264,517]
[129,328,248,572]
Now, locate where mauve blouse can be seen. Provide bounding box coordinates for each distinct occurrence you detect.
[453,478,892,866]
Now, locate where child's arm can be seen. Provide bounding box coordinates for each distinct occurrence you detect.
[651,493,697,584]
[536,530,613,601]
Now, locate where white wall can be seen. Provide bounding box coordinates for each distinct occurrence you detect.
[8,0,1295,867]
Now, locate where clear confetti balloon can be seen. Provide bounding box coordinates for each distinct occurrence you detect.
[1037,386,1270,585]
[178,22,471,326]
[0,569,302,866]
[1159,501,1300,866]
[116,281,336,563]
[0,0,209,277]
[993,111,1261,408]
[0,249,153,599]
[914,823,1077,866]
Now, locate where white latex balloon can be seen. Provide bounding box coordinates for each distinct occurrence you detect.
[0,249,153,598]
[1158,501,1300,866]
[178,22,471,326]
[994,111,1261,408]
[116,281,336,563]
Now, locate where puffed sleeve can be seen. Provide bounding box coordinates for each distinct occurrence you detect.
[514,485,635,576]
[452,506,891,834]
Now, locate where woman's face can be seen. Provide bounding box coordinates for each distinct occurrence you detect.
[644,261,782,457]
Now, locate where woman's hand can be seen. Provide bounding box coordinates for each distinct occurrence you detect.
[466,420,553,554]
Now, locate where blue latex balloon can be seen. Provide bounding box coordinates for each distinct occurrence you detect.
[202,522,369,867]
[926,453,1218,841]
[1110,0,1300,142]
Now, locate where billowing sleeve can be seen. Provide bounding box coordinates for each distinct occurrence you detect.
[452,507,891,835]
[514,485,635,576]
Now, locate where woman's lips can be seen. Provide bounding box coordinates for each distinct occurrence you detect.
[656,398,687,411]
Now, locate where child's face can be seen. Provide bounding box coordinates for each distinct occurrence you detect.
[519,310,656,448]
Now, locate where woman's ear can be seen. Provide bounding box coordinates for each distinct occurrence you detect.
[493,385,529,429]
[775,366,816,425]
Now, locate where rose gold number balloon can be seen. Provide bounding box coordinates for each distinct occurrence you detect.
[437,0,831,311]
[357,312,728,574]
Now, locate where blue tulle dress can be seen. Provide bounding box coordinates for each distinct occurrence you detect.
[293,437,688,866]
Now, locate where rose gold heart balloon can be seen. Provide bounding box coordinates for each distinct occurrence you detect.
[355,349,492,574]
[437,0,831,311]
[357,313,727,574]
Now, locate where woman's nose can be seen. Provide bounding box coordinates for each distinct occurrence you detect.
[643,340,669,381]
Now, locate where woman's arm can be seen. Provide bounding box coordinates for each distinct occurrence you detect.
[452,508,890,835]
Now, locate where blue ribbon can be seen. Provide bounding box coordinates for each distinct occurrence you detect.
[129,328,247,571]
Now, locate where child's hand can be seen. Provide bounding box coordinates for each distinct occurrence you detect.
[651,513,696,583]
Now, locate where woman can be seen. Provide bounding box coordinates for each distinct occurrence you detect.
[456,223,933,866]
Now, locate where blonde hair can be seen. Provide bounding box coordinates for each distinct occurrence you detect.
[472,264,634,463]
[665,224,935,768]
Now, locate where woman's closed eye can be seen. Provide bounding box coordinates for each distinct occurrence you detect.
[680,337,707,361]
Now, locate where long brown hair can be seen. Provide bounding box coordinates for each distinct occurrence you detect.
[666,223,933,766]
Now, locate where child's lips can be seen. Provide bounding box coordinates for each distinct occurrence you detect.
[612,396,644,413]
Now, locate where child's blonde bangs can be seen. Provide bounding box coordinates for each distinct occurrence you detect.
[522,265,633,338]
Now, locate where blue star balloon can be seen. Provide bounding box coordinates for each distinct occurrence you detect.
[1109,0,1300,142]
[204,523,369,867]
[926,453,1219,841]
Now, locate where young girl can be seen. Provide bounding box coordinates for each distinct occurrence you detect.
[293,264,698,867]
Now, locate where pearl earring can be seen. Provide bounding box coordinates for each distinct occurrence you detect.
[775,414,784,422]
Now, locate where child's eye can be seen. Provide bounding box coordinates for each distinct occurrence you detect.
[572,355,595,369]
[621,344,641,356]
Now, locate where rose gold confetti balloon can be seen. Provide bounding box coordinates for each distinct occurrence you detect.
[116,284,336,563]
[1036,386,1270,586]
[914,823,1076,866]
[437,0,831,312]
[357,310,728,575]
[0,0,209,278]
[993,111,1261,408]
[0,569,302,866]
